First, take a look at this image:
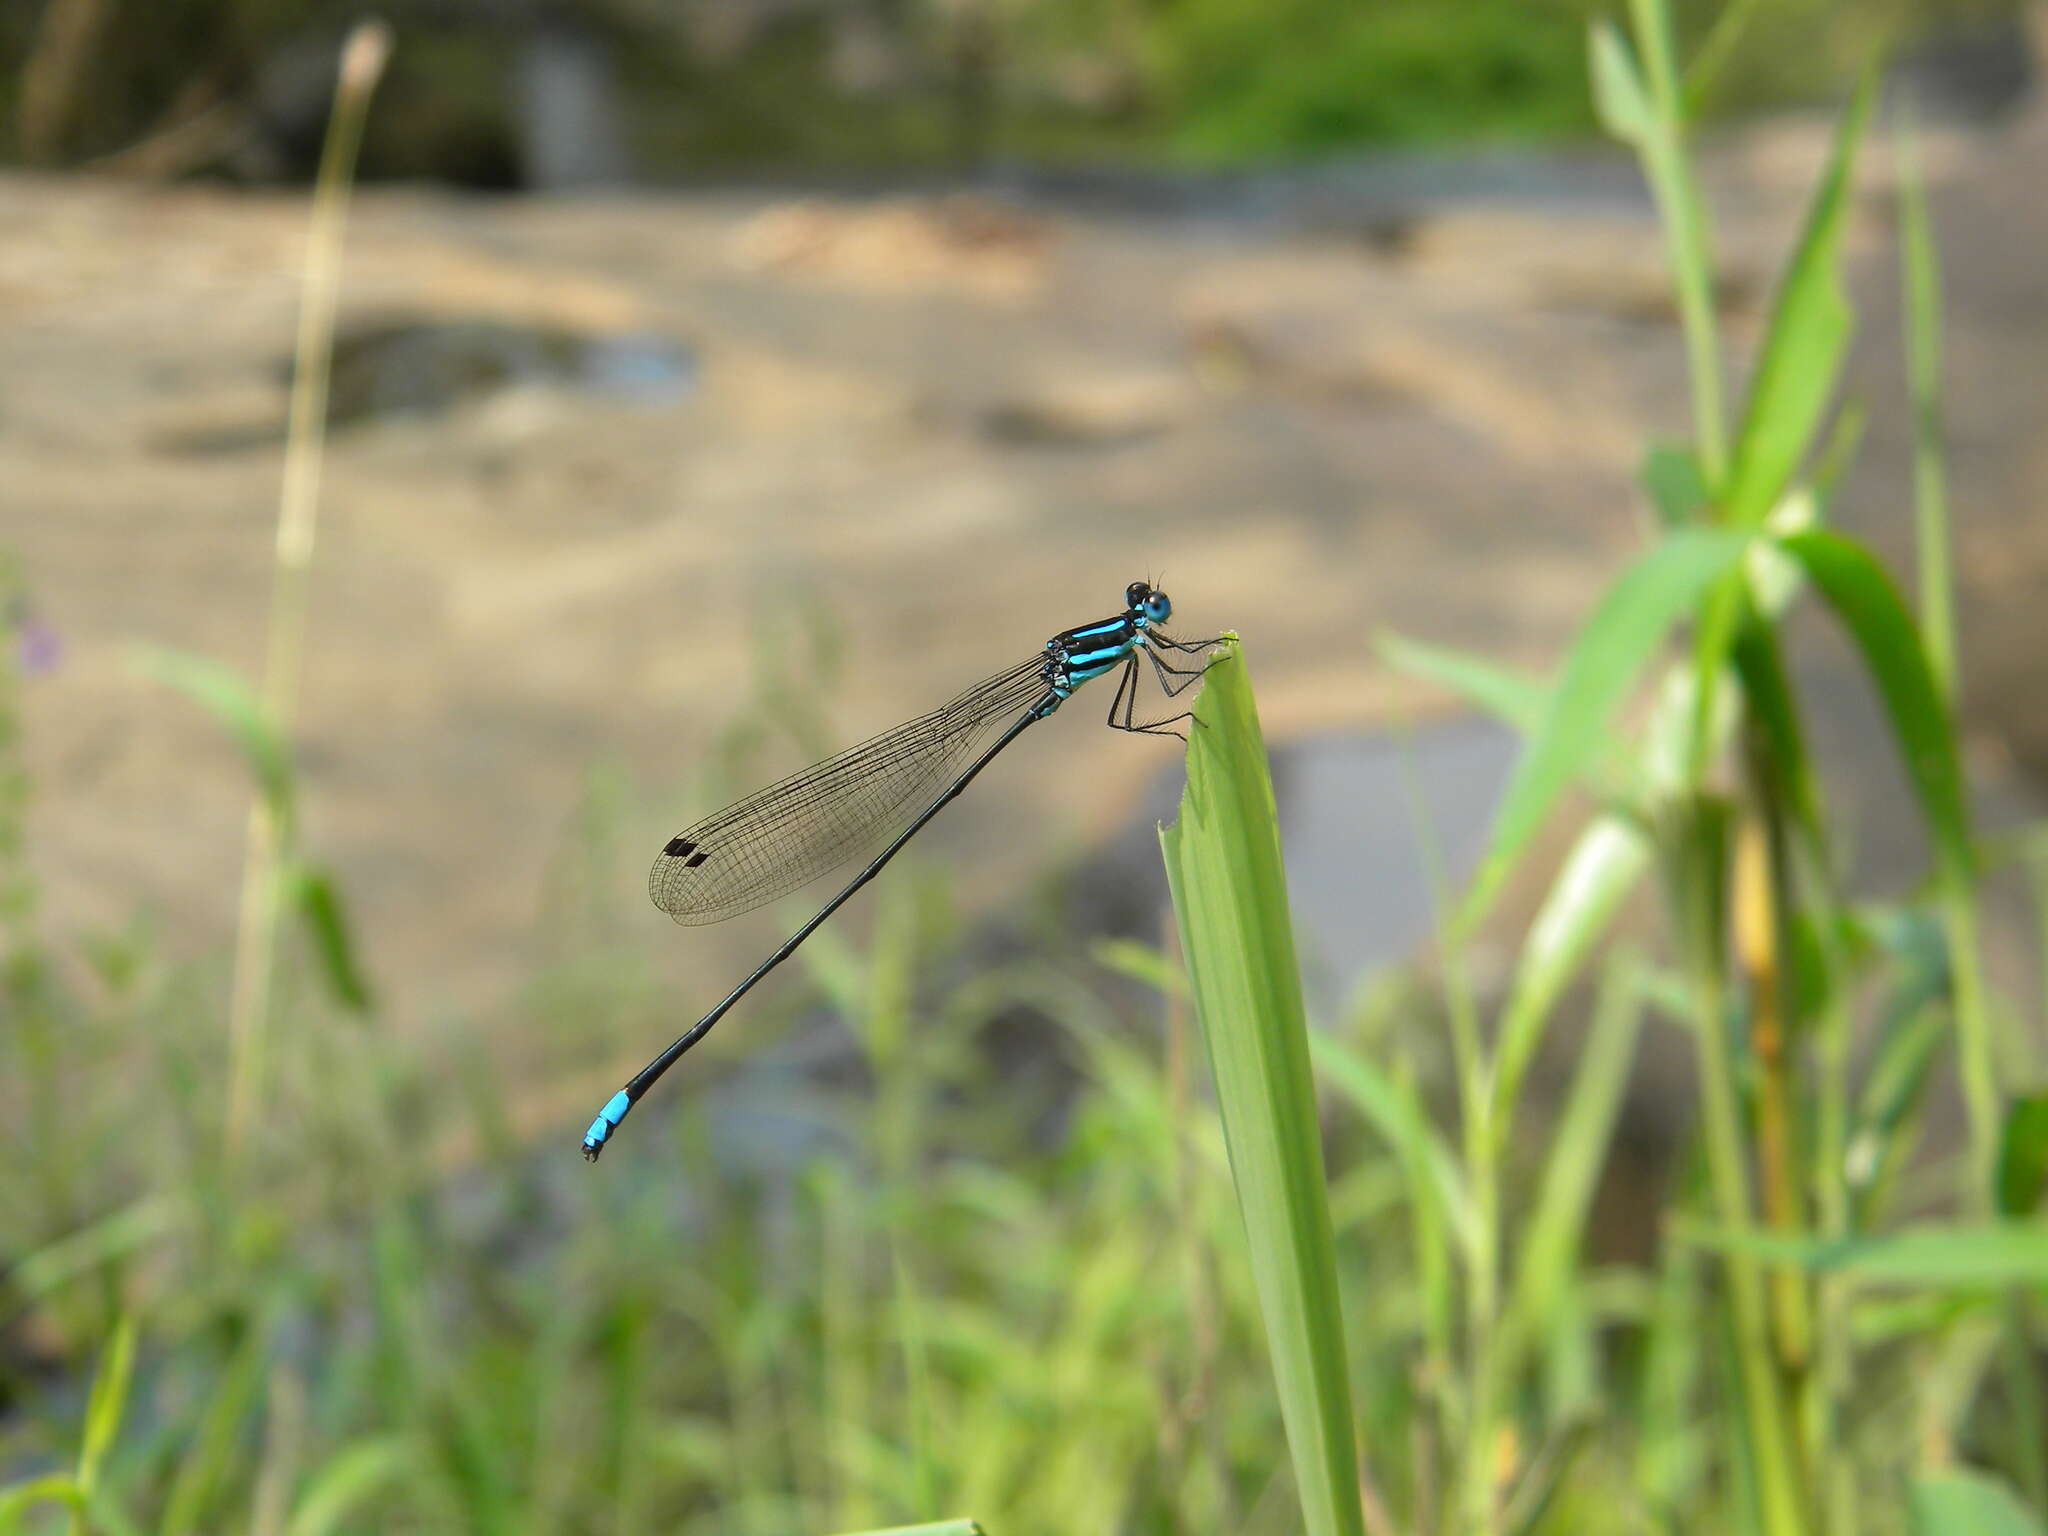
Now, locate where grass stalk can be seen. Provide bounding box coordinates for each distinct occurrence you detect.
[1895,99,2043,1502]
[1895,86,2004,1208]
[1668,800,1807,1536]
[222,22,389,1160]
[1625,0,1727,478]
[1396,724,1499,1536]
[1732,811,1810,1383]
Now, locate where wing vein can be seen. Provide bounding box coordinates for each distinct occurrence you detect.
[649,654,1048,924]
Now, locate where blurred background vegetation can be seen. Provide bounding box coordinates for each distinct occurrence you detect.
[0,0,2034,181]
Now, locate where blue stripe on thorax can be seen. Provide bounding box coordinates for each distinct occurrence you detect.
[1047,610,1144,698]
[1063,616,1132,643]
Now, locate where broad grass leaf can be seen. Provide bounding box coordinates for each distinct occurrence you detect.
[1723,75,1873,529]
[1461,527,1751,932]
[1377,632,1547,736]
[1691,1223,2048,1289]
[1995,1094,2048,1218]
[1730,607,1825,851]
[1910,1470,2044,1536]
[1775,528,1973,884]
[1160,642,1365,1536]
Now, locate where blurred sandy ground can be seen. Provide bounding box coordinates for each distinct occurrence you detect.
[2,78,2047,1048]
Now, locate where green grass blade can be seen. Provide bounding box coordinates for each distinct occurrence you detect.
[1910,1470,2044,1536]
[1500,961,1644,1373]
[1461,527,1751,931]
[1491,814,1652,1132]
[1688,1223,2048,1288]
[1159,641,1365,1536]
[1996,1096,2048,1219]
[1774,529,1972,884]
[1898,98,1957,699]
[1773,530,2001,1213]
[9,1198,181,1314]
[1681,0,1771,111]
[286,861,374,1012]
[1376,632,1548,736]
[72,1314,137,1536]
[1722,75,1872,529]
[1589,20,1652,144]
[1311,1032,1474,1253]
[132,645,295,830]
[829,1523,986,1536]
[0,1477,83,1531]
[283,1438,413,1536]
[1729,607,1826,853]
[1601,4,1727,475]
[159,1319,269,1536]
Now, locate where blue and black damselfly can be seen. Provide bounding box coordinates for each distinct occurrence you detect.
[582,580,1222,1160]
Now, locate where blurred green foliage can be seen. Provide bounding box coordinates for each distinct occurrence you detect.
[1142,0,1599,154]
[0,0,2033,177]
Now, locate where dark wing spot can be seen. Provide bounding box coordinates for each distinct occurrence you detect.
[664,837,696,858]
[685,851,709,868]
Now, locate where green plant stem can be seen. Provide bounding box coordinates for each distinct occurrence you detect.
[1627,0,1727,479]
[1939,898,1999,1204]
[1733,813,1811,1393]
[1399,720,1500,1536]
[1447,932,1500,1536]
[1688,957,1807,1536]
[223,23,388,1160]
[1806,896,1856,1536]
[1670,803,1807,1536]
[1946,886,2048,1507]
[1682,0,1770,114]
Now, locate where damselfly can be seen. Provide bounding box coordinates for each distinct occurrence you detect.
[582,580,1222,1160]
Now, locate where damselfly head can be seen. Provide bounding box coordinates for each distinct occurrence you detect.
[1125,580,1172,625]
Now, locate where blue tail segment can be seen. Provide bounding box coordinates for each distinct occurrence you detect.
[582,1090,634,1160]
